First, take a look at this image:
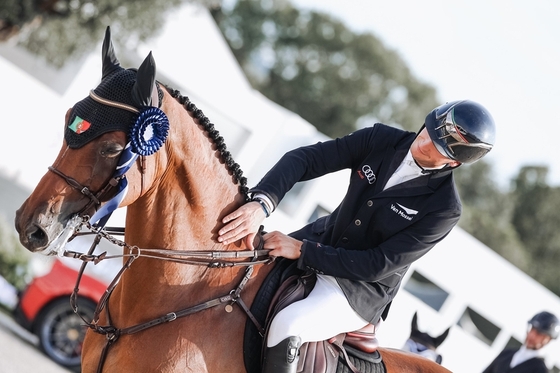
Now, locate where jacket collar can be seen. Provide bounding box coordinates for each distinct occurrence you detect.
[375,138,454,197]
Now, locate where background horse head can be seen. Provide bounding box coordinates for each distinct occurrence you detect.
[402,311,451,364]
[15,27,454,373]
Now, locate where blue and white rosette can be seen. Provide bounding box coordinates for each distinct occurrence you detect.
[89,107,169,228]
[130,107,169,156]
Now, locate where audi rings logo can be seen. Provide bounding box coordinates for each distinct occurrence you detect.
[361,165,376,184]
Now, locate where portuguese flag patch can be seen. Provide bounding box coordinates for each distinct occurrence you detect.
[69,116,91,134]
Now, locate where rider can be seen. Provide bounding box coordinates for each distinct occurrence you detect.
[218,100,496,373]
[482,311,559,373]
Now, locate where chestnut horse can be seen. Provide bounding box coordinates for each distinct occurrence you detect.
[15,27,452,373]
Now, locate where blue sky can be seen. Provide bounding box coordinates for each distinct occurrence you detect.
[288,0,560,188]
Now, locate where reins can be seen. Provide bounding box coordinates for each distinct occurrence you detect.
[65,222,271,267]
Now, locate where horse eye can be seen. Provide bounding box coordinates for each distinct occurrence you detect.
[99,143,124,158]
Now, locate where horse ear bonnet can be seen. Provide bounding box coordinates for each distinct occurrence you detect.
[65,27,163,149]
[66,70,140,148]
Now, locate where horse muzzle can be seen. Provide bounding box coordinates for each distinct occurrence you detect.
[15,201,81,254]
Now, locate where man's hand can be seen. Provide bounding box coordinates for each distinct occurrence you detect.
[263,231,302,260]
[218,201,266,249]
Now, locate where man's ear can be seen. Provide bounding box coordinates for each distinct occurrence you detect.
[449,161,461,168]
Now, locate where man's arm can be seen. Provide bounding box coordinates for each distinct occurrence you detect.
[218,127,377,245]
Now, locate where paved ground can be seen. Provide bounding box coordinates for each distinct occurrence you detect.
[0,311,72,373]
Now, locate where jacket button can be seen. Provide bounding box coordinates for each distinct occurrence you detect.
[367,200,373,207]
[342,237,349,243]
[355,219,361,226]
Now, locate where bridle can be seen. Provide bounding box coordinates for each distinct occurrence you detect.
[52,86,270,373]
[47,88,146,219]
[47,165,122,218]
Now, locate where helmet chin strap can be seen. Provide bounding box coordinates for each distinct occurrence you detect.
[414,159,459,175]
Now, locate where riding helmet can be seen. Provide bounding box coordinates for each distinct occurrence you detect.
[528,311,560,339]
[424,100,496,164]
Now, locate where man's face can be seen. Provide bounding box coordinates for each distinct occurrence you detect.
[410,128,461,169]
[525,327,552,350]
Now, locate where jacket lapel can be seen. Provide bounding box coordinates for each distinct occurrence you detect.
[374,144,409,194]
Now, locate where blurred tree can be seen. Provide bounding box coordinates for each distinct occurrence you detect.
[0,0,35,41]
[510,166,560,295]
[0,0,219,67]
[455,161,528,270]
[0,216,30,291]
[211,0,439,138]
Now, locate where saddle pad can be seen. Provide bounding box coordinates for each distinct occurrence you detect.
[335,353,386,373]
[243,258,300,373]
[343,344,382,365]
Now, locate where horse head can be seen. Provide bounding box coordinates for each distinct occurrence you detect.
[403,312,450,364]
[15,27,168,253]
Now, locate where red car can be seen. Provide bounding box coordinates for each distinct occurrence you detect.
[14,235,119,371]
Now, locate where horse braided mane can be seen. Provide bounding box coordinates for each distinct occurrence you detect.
[165,85,250,202]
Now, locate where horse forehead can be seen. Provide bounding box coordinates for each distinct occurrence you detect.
[65,69,139,149]
[60,133,126,165]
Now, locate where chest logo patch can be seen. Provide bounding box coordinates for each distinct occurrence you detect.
[358,165,376,184]
[391,203,418,221]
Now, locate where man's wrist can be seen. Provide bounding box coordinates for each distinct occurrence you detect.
[251,193,274,217]
[253,199,270,217]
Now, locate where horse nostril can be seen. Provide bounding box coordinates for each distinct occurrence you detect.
[30,226,47,241]
[25,224,49,251]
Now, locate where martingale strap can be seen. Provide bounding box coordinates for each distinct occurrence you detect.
[68,225,271,373]
[87,261,261,373]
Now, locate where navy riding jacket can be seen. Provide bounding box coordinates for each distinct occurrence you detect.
[482,348,549,373]
[251,123,462,324]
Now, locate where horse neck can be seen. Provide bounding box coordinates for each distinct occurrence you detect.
[125,92,246,254]
[109,91,251,319]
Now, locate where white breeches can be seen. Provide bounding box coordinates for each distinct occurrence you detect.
[266,274,369,347]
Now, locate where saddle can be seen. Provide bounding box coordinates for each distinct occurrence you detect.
[243,259,384,373]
